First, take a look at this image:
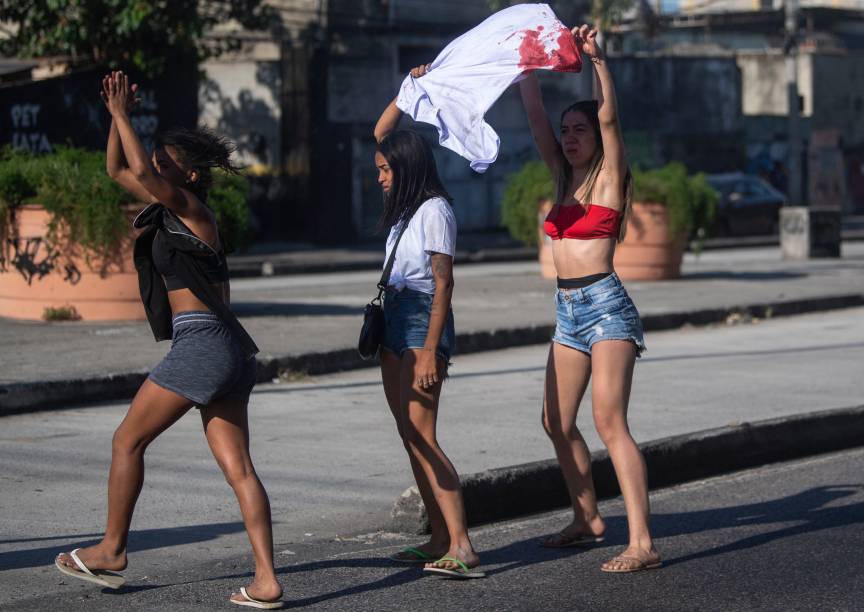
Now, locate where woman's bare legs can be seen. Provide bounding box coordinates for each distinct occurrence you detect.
[541,342,606,544]
[590,340,659,570]
[202,398,281,603]
[381,350,450,559]
[383,348,478,569]
[57,379,193,572]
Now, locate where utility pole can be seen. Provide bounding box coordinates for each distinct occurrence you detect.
[784,0,802,207]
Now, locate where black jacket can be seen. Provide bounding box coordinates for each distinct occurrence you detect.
[132,203,258,358]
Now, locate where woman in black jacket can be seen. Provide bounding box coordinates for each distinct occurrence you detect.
[54,71,282,609]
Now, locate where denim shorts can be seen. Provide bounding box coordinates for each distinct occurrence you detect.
[552,273,646,357]
[148,311,258,406]
[381,287,456,363]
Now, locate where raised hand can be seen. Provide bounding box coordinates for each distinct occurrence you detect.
[571,24,601,60]
[410,63,432,78]
[100,71,140,115]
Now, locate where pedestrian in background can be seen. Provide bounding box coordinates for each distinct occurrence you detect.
[54,71,283,609]
[372,67,484,579]
[519,26,660,573]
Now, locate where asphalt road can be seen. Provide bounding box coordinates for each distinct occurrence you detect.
[1,307,863,610]
[5,448,863,611]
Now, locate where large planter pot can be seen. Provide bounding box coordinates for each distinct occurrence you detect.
[613,201,685,281]
[536,198,556,280]
[0,204,144,321]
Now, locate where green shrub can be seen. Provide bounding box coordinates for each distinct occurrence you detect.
[42,304,81,321]
[209,171,250,253]
[0,147,40,263]
[35,146,134,262]
[0,147,252,265]
[632,162,717,242]
[501,160,555,246]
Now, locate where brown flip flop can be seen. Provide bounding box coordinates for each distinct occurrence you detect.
[600,555,662,573]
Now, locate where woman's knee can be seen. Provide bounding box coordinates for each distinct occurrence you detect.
[542,405,576,444]
[401,424,436,457]
[111,425,150,456]
[219,456,256,488]
[593,407,629,446]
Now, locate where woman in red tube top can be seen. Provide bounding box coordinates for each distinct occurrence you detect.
[518,24,659,573]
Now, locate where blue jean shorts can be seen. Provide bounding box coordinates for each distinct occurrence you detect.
[552,273,646,357]
[148,311,257,407]
[381,287,456,364]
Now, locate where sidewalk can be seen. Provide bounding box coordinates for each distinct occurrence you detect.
[1,241,863,413]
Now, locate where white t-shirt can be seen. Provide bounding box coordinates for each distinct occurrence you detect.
[395,3,582,173]
[384,197,457,294]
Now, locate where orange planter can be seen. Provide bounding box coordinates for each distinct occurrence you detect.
[0,204,144,321]
[613,201,685,281]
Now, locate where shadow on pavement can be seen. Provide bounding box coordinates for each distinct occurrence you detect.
[0,521,246,572]
[655,484,863,568]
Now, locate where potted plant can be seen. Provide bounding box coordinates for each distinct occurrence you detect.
[501,160,557,279]
[0,146,250,321]
[613,162,717,280]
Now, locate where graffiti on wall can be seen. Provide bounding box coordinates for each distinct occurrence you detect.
[0,67,195,154]
[9,103,51,154]
[808,129,848,210]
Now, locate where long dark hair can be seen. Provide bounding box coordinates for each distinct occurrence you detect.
[376,130,452,231]
[156,127,241,202]
[556,100,633,242]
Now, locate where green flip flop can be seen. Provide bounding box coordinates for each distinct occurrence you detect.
[389,546,435,564]
[422,555,486,579]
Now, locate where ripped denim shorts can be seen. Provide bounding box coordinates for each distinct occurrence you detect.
[552,272,646,357]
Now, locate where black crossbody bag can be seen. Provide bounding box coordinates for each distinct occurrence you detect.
[358,215,413,360]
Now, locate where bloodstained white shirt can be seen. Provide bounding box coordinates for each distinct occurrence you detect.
[396,3,582,173]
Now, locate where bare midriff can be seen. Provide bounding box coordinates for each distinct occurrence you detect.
[166,282,230,313]
[551,237,616,279]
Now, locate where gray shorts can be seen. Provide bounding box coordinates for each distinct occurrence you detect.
[148,311,257,407]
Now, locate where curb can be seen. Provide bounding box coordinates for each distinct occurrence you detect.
[387,405,864,534]
[1,293,862,416]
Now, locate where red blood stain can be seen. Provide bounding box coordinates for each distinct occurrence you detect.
[551,26,582,73]
[517,30,549,71]
[517,26,582,73]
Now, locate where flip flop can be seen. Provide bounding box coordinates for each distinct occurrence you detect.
[600,555,662,573]
[230,586,284,609]
[389,546,436,564]
[423,555,486,580]
[540,532,605,548]
[54,549,126,589]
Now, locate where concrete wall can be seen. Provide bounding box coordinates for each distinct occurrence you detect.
[737,52,814,118]
[811,52,864,145]
[199,44,282,171]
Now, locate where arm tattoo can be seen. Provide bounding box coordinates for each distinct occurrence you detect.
[431,253,453,287]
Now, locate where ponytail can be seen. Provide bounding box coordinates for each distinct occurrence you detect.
[156,127,241,201]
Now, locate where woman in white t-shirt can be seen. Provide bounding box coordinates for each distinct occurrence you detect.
[372,68,483,579]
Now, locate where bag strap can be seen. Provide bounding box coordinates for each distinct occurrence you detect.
[375,211,414,300]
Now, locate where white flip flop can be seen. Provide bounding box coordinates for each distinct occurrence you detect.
[54,548,126,589]
[230,586,284,609]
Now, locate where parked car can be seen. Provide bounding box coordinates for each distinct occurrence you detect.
[706,173,786,237]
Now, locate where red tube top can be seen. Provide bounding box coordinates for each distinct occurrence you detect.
[543,203,622,240]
